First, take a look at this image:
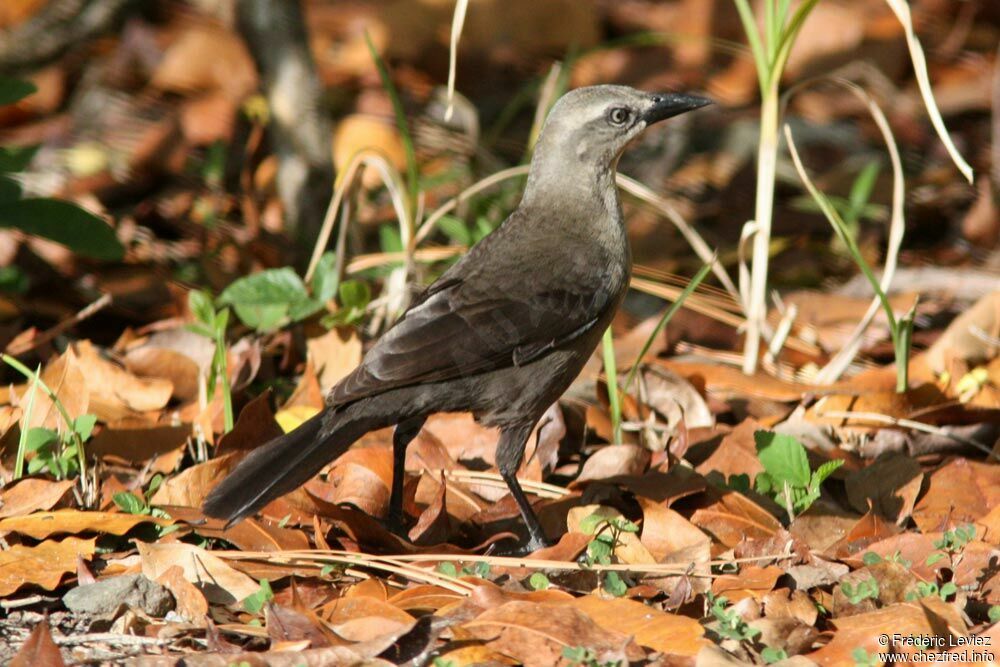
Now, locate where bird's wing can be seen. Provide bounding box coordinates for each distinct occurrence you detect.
[329,276,604,405]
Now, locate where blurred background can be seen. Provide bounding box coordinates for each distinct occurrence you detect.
[0,0,997,362]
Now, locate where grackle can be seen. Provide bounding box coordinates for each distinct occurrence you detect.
[204,85,711,552]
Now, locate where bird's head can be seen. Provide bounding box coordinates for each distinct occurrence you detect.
[534,85,712,170]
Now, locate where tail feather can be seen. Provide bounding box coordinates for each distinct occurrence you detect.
[202,408,376,524]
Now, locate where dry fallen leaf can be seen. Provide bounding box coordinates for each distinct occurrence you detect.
[10,618,66,667]
[0,510,170,539]
[0,537,97,596]
[138,541,259,606]
[0,478,75,518]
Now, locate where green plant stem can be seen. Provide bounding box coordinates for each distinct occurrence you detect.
[13,364,40,480]
[601,328,622,444]
[743,86,780,375]
[622,258,714,394]
[1,353,87,483]
[215,331,234,433]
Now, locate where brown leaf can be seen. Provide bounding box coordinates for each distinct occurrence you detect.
[156,564,209,623]
[925,290,999,374]
[0,537,96,596]
[88,424,190,463]
[826,509,901,559]
[215,391,284,456]
[408,473,455,546]
[307,327,363,393]
[845,453,923,524]
[10,618,65,667]
[573,444,650,486]
[0,510,170,539]
[638,497,711,563]
[691,490,782,549]
[567,595,706,657]
[694,418,765,481]
[711,565,783,602]
[150,454,239,508]
[123,329,207,403]
[912,458,1000,533]
[150,23,257,100]
[461,600,644,667]
[0,478,74,518]
[138,542,258,606]
[267,602,336,649]
[72,340,173,418]
[808,601,967,665]
[567,505,655,564]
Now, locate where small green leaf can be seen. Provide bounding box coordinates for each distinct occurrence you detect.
[310,252,338,303]
[436,562,458,577]
[988,605,1000,623]
[188,290,216,326]
[925,552,946,566]
[113,491,148,515]
[25,427,58,452]
[602,571,628,597]
[219,268,311,331]
[73,414,97,442]
[0,77,38,106]
[861,552,882,566]
[0,198,124,260]
[811,459,844,485]
[761,647,788,664]
[754,430,811,487]
[338,280,371,312]
[528,572,550,590]
[438,215,471,245]
[379,224,403,254]
[579,512,607,535]
[242,579,274,614]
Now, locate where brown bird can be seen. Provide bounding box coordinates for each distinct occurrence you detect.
[204,85,711,551]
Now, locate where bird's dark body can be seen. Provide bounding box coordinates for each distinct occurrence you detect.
[203,86,709,550]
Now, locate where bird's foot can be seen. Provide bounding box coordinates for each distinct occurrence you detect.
[487,534,553,558]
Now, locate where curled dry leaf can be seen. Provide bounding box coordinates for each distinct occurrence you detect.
[138,541,259,606]
[690,490,782,549]
[73,340,173,418]
[156,564,209,624]
[0,478,75,518]
[567,595,706,657]
[461,600,644,667]
[0,537,97,596]
[0,510,171,539]
[573,443,650,486]
[710,565,783,603]
[150,453,240,508]
[150,23,257,100]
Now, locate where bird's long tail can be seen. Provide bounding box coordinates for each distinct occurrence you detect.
[202,405,381,525]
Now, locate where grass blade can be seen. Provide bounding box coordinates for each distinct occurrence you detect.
[622,258,714,394]
[602,328,622,444]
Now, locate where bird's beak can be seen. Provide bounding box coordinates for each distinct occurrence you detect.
[642,92,713,125]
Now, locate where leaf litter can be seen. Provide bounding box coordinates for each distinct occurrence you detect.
[0,0,999,665]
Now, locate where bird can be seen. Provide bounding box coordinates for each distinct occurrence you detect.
[203,85,712,552]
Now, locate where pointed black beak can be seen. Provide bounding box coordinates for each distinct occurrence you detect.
[642,92,713,125]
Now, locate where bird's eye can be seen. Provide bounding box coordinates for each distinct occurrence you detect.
[608,107,631,126]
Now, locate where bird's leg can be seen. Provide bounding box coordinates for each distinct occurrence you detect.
[497,424,551,552]
[389,416,426,535]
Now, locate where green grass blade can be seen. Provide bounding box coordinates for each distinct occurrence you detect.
[602,328,622,444]
[622,258,714,394]
[364,31,420,212]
